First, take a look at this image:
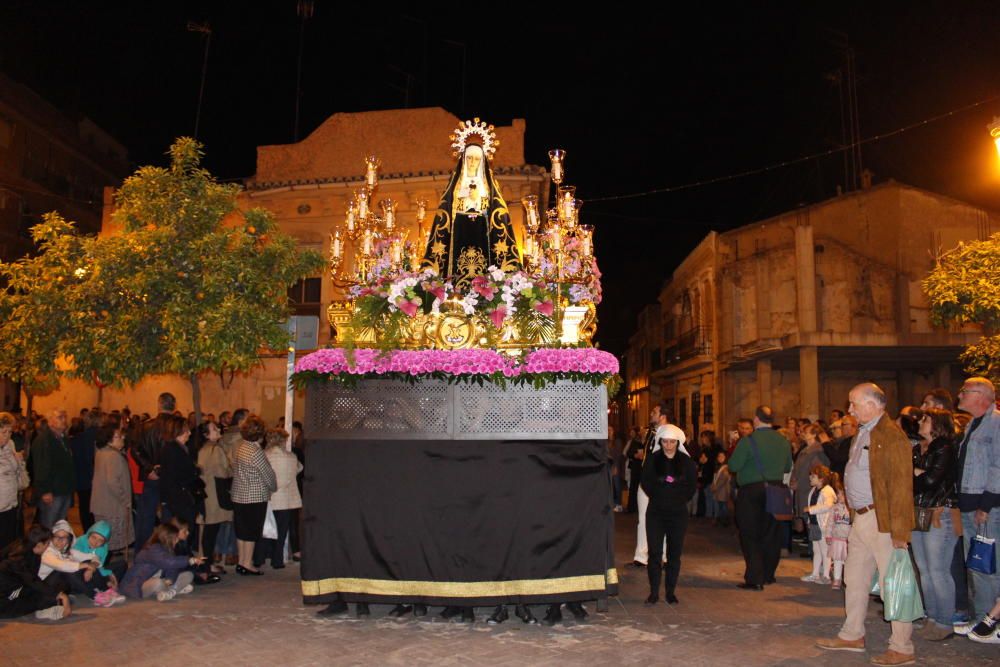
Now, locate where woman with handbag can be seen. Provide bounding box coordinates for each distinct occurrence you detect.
[253,428,302,569]
[0,412,29,550]
[230,415,276,575]
[911,407,958,642]
[196,420,232,573]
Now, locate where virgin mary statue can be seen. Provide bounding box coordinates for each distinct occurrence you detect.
[422,142,521,291]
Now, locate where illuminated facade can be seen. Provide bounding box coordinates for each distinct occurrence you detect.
[625,181,998,438]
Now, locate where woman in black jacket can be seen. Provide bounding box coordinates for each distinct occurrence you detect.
[642,424,697,605]
[911,407,958,641]
[158,415,203,557]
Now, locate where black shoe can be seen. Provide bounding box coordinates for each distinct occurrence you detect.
[541,604,563,626]
[736,583,764,591]
[566,602,588,620]
[514,604,537,625]
[764,577,776,585]
[194,574,222,585]
[665,593,679,605]
[235,564,263,576]
[627,560,647,568]
[644,594,659,605]
[272,563,286,570]
[460,607,475,623]
[487,605,508,625]
[356,602,370,618]
[413,604,428,617]
[317,601,349,616]
[388,604,412,618]
[440,606,463,620]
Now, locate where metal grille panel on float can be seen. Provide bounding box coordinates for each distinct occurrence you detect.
[306,380,608,441]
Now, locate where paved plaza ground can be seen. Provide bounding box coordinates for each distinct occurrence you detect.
[2,513,997,666]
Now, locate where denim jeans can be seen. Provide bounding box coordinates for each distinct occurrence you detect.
[134,480,159,549]
[962,508,1000,618]
[911,509,958,626]
[35,494,71,529]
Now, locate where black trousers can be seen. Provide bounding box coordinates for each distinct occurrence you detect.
[46,569,108,599]
[0,506,17,551]
[288,508,301,554]
[626,464,642,513]
[646,505,688,596]
[253,508,293,567]
[202,522,222,559]
[735,482,780,586]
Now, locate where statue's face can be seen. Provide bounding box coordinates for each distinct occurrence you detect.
[464,147,483,177]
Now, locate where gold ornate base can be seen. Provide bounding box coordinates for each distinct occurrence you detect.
[327,300,597,350]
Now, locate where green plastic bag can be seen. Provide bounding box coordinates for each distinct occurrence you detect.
[883,548,924,622]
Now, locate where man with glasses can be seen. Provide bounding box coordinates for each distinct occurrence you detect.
[955,378,1000,624]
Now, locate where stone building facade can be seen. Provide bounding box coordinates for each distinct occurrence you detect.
[624,181,996,439]
[33,108,549,421]
[0,72,128,412]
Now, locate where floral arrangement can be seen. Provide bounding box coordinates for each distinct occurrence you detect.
[341,235,602,351]
[291,346,622,395]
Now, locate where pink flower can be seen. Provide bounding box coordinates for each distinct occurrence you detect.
[397,297,422,317]
[489,306,507,329]
[533,300,554,317]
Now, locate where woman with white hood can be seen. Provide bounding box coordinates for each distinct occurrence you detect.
[641,424,697,606]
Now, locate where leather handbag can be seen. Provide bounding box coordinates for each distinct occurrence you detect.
[913,505,934,532]
[215,476,234,510]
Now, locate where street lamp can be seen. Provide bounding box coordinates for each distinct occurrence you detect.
[990,117,1000,160]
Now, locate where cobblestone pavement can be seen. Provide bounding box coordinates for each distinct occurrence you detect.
[2,514,997,666]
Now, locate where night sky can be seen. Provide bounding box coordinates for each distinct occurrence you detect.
[3,2,1000,355]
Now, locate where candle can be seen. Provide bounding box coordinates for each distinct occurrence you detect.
[362,229,373,256]
[382,199,397,233]
[578,225,593,257]
[521,195,540,233]
[390,239,402,265]
[548,149,566,185]
[345,201,357,233]
[365,155,380,188]
[331,229,343,259]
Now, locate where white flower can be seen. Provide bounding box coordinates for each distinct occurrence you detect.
[461,293,478,315]
[489,266,504,281]
[431,297,442,315]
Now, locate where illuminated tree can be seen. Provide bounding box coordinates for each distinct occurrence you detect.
[923,232,1000,384]
[0,138,324,418]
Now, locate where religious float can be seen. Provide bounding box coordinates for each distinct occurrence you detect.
[293,119,620,609]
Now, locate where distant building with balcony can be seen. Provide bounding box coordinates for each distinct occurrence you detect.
[0,73,128,262]
[625,181,998,439]
[0,72,128,411]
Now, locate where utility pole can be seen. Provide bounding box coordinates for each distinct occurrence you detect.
[294,0,314,142]
[187,21,212,140]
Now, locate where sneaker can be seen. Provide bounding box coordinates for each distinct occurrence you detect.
[818,577,831,585]
[156,589,177,602]
[177,584,194,595]
[801,574,821,583]
[967,614,1000,643]
[34,605,66,620]
[93,590,115,608]
[110,593,127,606]
[831,580,842,590]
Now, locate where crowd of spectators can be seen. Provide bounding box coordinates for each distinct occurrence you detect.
[0,392,305,621]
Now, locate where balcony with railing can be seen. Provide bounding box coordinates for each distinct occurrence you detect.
[663,326,712,367]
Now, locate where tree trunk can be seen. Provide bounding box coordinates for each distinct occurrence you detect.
[189,372,202,430]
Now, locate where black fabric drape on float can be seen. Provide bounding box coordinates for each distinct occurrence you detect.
[300,438,618,606]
